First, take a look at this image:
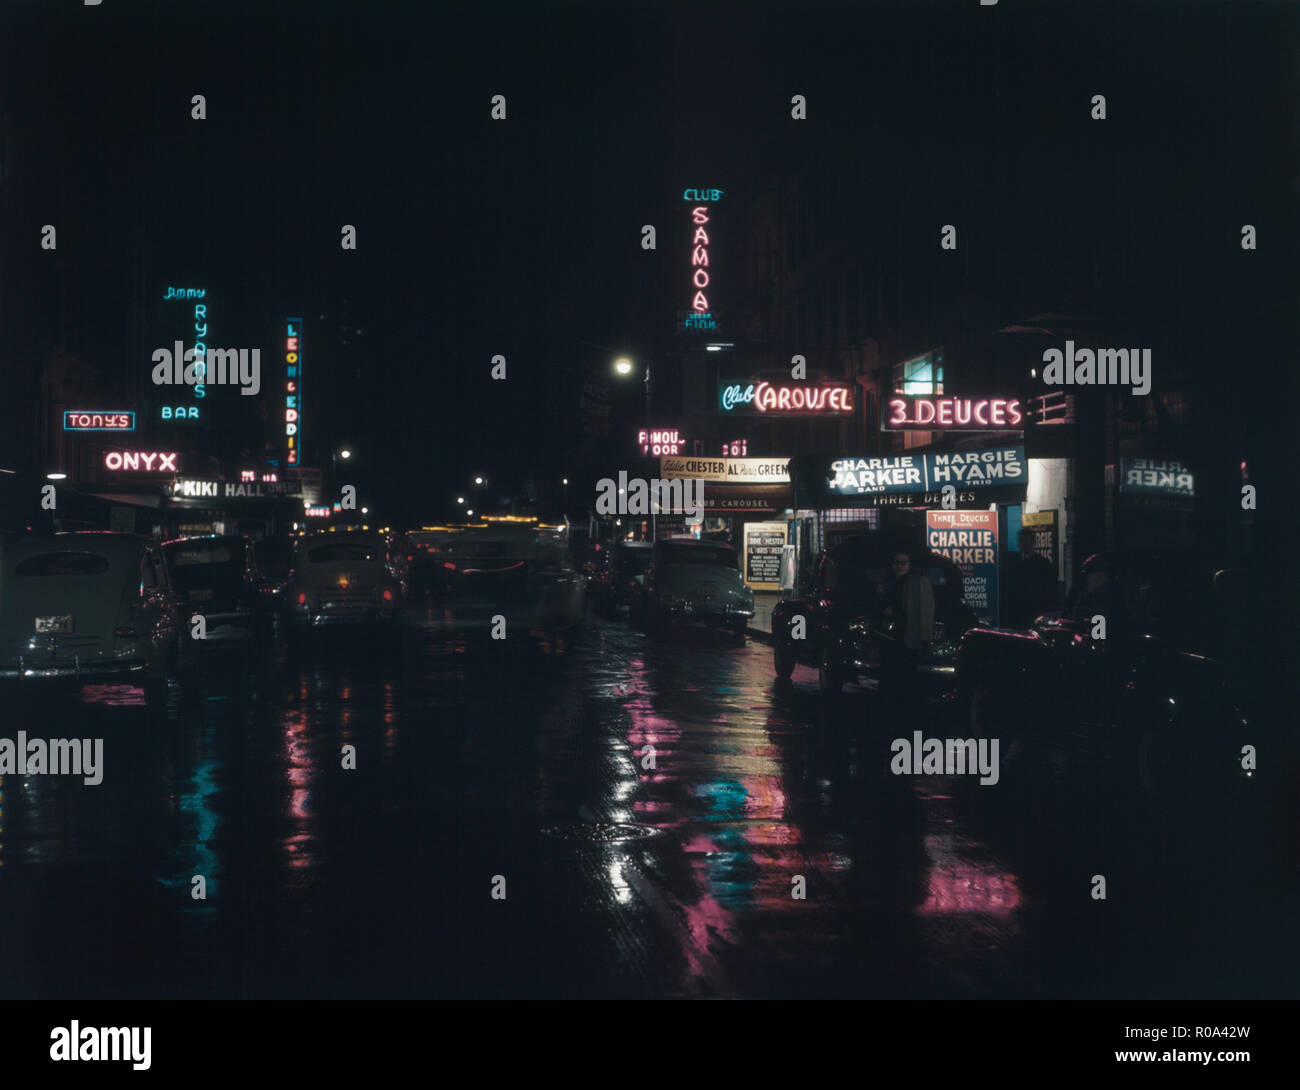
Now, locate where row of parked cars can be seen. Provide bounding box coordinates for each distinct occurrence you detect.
[765,532,1260,800]
[0,519,599,711]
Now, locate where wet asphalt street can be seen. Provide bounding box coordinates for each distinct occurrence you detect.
[1,607,1295,999]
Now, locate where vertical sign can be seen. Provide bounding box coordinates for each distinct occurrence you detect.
[743,520,786,590]
[1020,510,1058,569]
[926,510,999,627]
[285,319,302,466]
[683,187,722,332]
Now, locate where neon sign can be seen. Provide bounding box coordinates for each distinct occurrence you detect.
[104,451,179,472]
[163,287,206,300]
[684,189,721,332]
[63,411,135,432]
[637,428,687,456]
[719,381,854,415]
[285,319,302,466]
[883,396,1023,431]
[160,406,201,421]
[191,299,208,401]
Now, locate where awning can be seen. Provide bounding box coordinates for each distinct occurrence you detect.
[658,482,794,515]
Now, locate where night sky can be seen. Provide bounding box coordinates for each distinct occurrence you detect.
[3,0,1295,526]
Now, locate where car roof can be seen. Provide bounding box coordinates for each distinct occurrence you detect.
[3,532,147,562]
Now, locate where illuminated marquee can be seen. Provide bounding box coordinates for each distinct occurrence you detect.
[104,451,179,473]
[637,428,687,456]
[719,381,854,415]
[285,319,302,466]
[684,189,722,332]
[63,411,135,432]
[883,395,1022,431]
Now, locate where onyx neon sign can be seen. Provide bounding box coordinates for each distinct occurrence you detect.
[63,411,135,432]
[883,396,1022,431]
[719,381,854,415]
[104,451,178,472]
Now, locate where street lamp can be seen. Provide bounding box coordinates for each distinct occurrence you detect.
[339,448,353,461]
[457,496,465,505]
[46,472,67,481]
[612,355,651,421]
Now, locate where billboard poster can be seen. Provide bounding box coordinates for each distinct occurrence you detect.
[1020,509,1058,568]
[927,510,999,627]
[742,521,786,590]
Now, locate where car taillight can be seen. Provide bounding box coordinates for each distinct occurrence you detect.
[382,588,394,602]
[443,562,457,571]
[297,591,308,605]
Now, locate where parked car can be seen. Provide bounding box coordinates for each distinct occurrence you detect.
[771,535,978,696]
[0,532,184,707]
[160,534,268,643]
[589,540,653,619]
[642,538,754,640]
[438,523,587,641]
[284,532,405,636]
[955,551,1256,799]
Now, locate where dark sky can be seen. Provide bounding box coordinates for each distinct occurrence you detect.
[3,0,1295,523]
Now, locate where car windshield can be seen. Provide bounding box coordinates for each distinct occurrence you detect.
[14,552,111,577]
[658,544,736,568]
[306,543,380,564]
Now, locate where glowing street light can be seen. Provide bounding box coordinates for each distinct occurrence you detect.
[339,448,353,461]
[613,357,634,376]
[457,496,465,505]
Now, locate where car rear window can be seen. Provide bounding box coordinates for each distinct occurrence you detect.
[307,543,379,563]
[658,544,737,568]
[168,545,236,566]
[15,552,112,577]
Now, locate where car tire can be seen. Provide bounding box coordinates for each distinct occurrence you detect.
[969,681,1023,777]
[818,649,844,697]
[773,641,796,679]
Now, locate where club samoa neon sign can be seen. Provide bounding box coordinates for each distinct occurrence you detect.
[684,189,722,332]
[720,380,854,415]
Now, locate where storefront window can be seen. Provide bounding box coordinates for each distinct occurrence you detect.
[894,349,945,395]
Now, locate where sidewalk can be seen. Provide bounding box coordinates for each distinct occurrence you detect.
[748,591,779,643]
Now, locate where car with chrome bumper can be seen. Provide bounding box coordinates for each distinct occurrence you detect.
[0,532,183,707]
[284,532,404,632]
[642,538,754,640]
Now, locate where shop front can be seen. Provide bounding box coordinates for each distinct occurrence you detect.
[655,455,794,588]
[794,445,1029,626]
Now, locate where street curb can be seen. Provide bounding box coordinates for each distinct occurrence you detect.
[746,626,773,645]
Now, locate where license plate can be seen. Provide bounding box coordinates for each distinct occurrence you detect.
[698,585,717,597]
[35,615,74,634]
[188,588,214,601]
